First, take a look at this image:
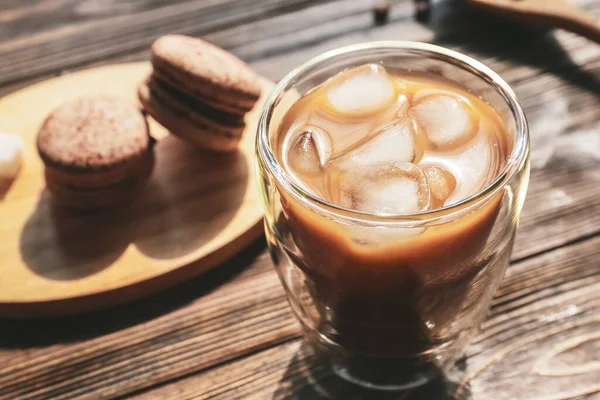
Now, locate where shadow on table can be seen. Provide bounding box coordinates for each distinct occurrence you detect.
[0,237,266,348]
[19,193,133,280]
[19,135,248,280]
[272,343,472,400]
[133,136,248,260]
[425,0,600,97]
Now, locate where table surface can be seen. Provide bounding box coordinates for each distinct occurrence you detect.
[1,1,600,399]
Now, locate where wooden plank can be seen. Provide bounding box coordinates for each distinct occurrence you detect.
[0,0,598,94]
[0,124,597,398]
[0,0,364,98]
[0,0,336,88]
[0,0,599,399]
[1,0,599,87]
[131,233,600,400]
[0,240,298,400]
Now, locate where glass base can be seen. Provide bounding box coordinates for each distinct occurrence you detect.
[308,330,442,391]
[332,363,434,391]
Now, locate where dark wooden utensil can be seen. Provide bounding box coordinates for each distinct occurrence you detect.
[466,0,600,44]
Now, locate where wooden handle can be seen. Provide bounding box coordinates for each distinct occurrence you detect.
[555,4,600,45]
[467,0,600,45]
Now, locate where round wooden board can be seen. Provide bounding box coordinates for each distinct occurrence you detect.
[0,62,273,318]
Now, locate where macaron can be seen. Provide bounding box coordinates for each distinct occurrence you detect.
[140,34,262,152]
[138,75,245,152]
[151,35,261,114]
[37,95,154,210]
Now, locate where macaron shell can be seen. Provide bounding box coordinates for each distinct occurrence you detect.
[151,35,261,109]
[138,79,243,152]
[44,151,154,210]
[153,65,256,115]
[37,95,150,171]
[44,149,154,189]
[148,75,246,126]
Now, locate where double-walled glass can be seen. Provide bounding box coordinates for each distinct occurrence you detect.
[256,42,530,390]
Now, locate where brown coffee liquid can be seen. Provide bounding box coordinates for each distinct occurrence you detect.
[274,64,511,370]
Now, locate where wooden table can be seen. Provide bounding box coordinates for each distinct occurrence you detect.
[1,1,600,399]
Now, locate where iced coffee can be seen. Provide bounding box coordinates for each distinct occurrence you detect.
[258,43,529,390]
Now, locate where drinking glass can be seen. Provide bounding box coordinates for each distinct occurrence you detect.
[256,42,530,390]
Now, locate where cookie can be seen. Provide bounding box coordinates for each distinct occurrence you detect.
[43,146,154,189]
[37,95,154,209]
[44,151,154,210]
[151,35,261,114]
[138,76,244,152]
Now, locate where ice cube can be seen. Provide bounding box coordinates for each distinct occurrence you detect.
[306,111,373,157]
[445,128,496,203]
[285,128,333,176]
[334,119,419,168]
[422,165,457,208]
[410,94,479,149]
[420,126,495,205]
[332,162,430,214]
[325,64,395,117]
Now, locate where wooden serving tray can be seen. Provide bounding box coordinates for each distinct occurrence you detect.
[0,62,273,317]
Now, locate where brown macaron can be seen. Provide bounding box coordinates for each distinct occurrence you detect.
[151,35,261,115]
[37,95,154,210]
[141,35,262,152]
[138,74,245,152]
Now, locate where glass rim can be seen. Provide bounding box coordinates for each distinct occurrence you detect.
[257,41,529,222]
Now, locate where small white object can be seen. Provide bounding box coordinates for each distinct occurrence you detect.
[0,132,24,180]
[326,64,395,117]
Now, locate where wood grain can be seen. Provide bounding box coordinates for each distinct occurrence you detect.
[0,243,298,400]
[131,233,600,400]
[0,0,332,89]
[0,0,599,398]
[0,63,272,317]
[0,137,596,398]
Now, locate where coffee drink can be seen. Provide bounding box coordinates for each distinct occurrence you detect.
[272,63,512,384]
[257,44,529,390]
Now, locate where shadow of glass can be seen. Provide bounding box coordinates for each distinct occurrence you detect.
[273,343,472,400]
[0,237,266,348]
[133,135,248,259]
[426,0,600,97]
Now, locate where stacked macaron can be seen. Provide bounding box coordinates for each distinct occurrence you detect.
[37,95,154,210]
[36,35,261,210]
[139,35,261,152]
